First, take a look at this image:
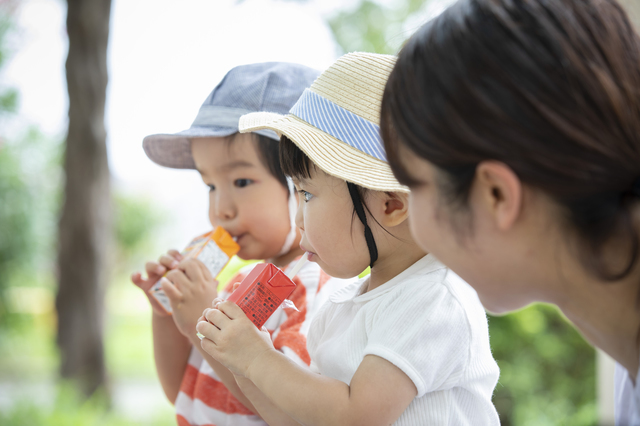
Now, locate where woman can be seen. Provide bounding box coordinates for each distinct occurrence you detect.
[380,0,640,424]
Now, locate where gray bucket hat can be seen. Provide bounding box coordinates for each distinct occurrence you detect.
[143,62,321,169]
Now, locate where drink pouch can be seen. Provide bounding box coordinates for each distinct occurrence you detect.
[149,227,239,314]
[226,263,298,329]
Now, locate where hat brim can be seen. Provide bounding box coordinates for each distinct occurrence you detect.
[143,126,279,169]
[239,112,408,193]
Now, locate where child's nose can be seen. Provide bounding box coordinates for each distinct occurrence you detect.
[213,191,237,221]
[294,201,304,231]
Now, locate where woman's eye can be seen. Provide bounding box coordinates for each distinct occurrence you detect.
[300,190,313,202]
[208,184,215,192]
[234,179,253,188]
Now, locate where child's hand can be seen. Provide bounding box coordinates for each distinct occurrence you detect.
[162,258,218,338]
[196,300,274,377]
[131,250,183,316]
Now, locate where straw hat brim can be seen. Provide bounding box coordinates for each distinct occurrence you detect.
[240,112,408,193]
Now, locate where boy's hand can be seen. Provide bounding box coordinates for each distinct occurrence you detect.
[196,300,274,377]
[131,250,183,316]
[162,258,218,338]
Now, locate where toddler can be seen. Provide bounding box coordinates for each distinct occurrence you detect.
[132,62,353,426]
[196,53,500,425]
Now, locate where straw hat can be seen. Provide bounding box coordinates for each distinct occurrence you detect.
[239,52,408,193]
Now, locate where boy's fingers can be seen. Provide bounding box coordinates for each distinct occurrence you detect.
[145,261,165,277]
[168,249,183,261]
[161,277,183,302]
[165,269,189,291]
[180,258,205,280]
[159,254,179,270]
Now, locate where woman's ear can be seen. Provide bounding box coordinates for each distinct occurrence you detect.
[474,161,522,231]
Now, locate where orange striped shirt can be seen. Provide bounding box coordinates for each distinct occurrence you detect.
[174,258,352,426]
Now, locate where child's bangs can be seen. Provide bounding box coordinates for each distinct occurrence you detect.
[279,135,315,180]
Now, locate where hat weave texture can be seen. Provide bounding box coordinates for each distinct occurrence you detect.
[239,52,407,192]
[143,62,320,169]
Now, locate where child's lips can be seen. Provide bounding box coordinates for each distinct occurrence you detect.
[225,230,246,245]
[300,244,315,256]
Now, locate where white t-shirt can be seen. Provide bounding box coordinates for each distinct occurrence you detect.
[307,254,500,425]
[615,357,640,425]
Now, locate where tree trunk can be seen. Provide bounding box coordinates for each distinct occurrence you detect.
[619,0,640,30]
[56,0,112,398]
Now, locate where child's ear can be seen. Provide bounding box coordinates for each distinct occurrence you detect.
[377,192,409,227]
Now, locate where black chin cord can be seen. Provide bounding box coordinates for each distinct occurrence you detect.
[347,182,378,268]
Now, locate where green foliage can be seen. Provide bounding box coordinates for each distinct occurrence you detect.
[0,141,34,287]
[0,128,61,325]
[489,304,597,425]
[0,382,175,426]
[0,5,17,115]
[113,193,165,264]
[328,0,429,54]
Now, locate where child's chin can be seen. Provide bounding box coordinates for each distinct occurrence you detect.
[237,246,274,263]
[314,258,360,279]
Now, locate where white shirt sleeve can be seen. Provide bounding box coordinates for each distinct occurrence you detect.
[363,281,471,397]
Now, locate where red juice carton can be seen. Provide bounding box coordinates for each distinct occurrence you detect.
[227,263,298,329]
[149,227,240,314]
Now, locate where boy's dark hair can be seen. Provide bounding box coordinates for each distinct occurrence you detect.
[225,132,288,190]
[381,0,640,281]
[254,134,288,190]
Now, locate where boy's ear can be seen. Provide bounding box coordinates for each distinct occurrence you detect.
[374,192,409,227]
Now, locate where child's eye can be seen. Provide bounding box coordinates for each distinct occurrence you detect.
[208,184,216,192]
[234,179,253,188]
[299,190,313,202]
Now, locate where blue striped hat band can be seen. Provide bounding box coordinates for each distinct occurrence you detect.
[289,89,387,162]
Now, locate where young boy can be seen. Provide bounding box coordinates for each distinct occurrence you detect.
[133,62,354,426]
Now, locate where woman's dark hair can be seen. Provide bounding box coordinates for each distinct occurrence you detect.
[381,0,640,280]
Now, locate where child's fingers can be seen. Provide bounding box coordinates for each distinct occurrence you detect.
[216,301,245,320]
[145,261,166,279]
[204,308,230,330]
[167,249,183,261]
[159,254,179,270]
[179,258,207,282]
[211,297,224,308]
[232,282,241,292]
[161,277,183,302]
[131,272,143,286]
[165,268,190,291]
[196,319,220,342]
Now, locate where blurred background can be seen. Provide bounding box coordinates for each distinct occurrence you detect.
[0,0,638,424]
